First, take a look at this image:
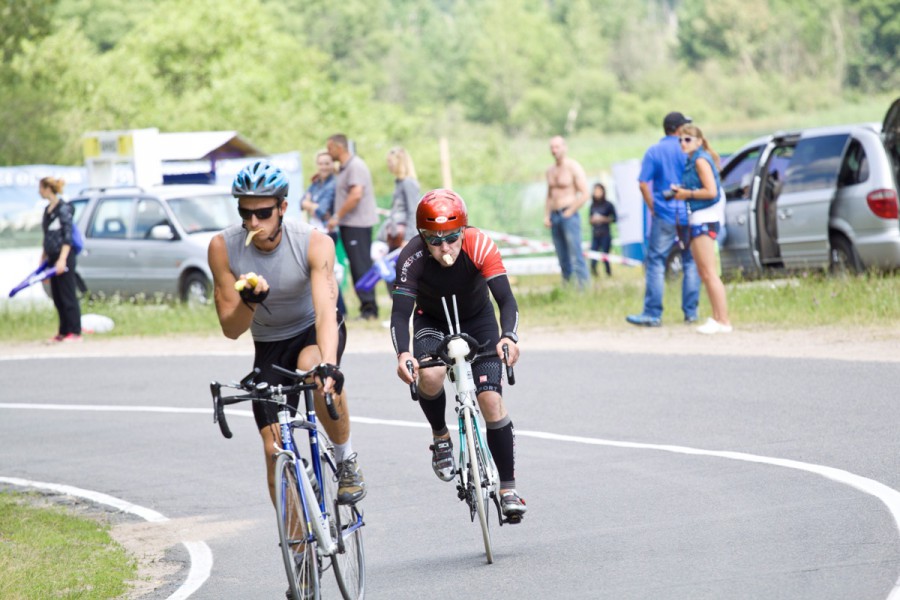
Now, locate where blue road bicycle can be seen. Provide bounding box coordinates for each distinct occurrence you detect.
[210,364,365,599]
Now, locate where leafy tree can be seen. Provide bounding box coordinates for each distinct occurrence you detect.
[0,0,57,63]
[845,0,900,90]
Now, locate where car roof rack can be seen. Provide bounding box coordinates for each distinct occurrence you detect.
[77,185,147,194]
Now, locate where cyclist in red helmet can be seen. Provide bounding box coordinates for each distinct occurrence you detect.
[390,188,526,520]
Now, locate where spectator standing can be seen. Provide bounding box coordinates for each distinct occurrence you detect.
[40,176,82,343]
[300,150,347,316]
[626,111,700,327]
[327,134,379,320]
[300,150,337,231]
[588,182,617,277]
[384,146,421,251]
[544,136,590,288]
[670,124,732,334]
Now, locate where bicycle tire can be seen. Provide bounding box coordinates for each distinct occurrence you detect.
[463,408,493,564]
[321,448,366,599]
[275,453,320,600]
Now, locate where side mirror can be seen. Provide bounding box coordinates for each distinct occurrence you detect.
[148,223,176,240]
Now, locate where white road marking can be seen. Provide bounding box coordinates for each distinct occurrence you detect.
[3,403,900,598]
[0,476,213,600]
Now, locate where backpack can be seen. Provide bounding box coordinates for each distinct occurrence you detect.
[71,222,84,255]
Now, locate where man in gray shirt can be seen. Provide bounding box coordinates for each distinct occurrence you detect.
[327,134,379,320]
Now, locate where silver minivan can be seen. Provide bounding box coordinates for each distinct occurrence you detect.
[67,184,239,302]
[719,97,900,278]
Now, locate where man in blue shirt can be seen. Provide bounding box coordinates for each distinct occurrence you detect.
[626,111,700,327]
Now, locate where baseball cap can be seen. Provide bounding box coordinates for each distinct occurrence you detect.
[663,111,692,133]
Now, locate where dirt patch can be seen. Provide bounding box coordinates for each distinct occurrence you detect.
[3,323,900,363]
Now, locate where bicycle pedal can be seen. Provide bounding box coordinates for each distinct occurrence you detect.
[503,514,523,525]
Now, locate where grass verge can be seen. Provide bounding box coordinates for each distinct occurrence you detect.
[5,267,900,343]
[0,491,135,599]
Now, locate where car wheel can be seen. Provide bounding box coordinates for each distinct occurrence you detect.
[829,234,864,276]
[181,271,211,305]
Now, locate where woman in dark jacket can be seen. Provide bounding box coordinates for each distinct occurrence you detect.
[40,176,82,342]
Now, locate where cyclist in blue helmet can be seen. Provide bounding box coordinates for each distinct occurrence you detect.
[208,159,367,511]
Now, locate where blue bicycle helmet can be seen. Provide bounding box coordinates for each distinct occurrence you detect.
[232,160,289,199]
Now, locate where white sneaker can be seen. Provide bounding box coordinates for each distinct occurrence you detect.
[697,318,733,335]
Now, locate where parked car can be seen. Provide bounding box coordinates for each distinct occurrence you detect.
[65,184,239,302]
[718,97,900,279]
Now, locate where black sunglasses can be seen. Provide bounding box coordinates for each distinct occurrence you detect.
[238,204,279,220]
[422,230,462,246]
[679,136,694,144]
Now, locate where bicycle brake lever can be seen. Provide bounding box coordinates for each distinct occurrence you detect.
[502,344,516,386]
[406,360,419,401]
[323,392,340,420]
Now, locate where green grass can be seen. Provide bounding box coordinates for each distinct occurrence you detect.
[0,492,135,600]
[6,266,900,344]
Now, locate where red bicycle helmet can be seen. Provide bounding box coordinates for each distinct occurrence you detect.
[416,188,468,232]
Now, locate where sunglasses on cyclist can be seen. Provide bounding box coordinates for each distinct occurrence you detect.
[679,136,694,144]
[238,204,279,220]
[421,229,463,246]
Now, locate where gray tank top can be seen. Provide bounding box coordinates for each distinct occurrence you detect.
[223,219,317,342]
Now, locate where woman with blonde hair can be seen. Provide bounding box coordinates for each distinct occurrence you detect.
[384,146,421,250]
[670,124,732,334]
[39,176,82,342]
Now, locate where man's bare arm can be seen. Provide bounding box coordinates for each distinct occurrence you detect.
[567,159,590,215]
[638,181,654,214]
[336,185,363,221]
[308,231,339,365]
[209,234,254,340]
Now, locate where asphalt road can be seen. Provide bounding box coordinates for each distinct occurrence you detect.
[2,349,900,600]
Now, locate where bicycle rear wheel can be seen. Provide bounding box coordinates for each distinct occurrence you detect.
[275,453,320,600]
[463,408,493,564]
[320,448,366,599]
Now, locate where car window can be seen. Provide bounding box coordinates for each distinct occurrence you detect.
[89,197,133,239]
[720,147,761,201]
[781,134,849,194]
[133,198,172,239]
[69,199,88,225]
[837,139,869,187]
[167,194,238,233]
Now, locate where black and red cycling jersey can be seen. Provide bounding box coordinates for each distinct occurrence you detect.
[390,227,519,355]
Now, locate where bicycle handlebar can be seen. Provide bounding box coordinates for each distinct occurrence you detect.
[210,364,340,439]
[407,333,516,400]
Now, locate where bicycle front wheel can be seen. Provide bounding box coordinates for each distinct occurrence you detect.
[321,448,366,599]
[275,453,320,600]
[463,408,493,564]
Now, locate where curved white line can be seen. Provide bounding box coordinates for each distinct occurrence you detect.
[4,404,900,598]
[0,476,213,600]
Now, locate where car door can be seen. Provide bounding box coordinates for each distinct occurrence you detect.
[127,197,182,296]
[776,134,851,268]
[79,196,136,295]
[719,146,762,277]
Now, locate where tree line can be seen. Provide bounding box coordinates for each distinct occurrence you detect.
[1,0,897,190]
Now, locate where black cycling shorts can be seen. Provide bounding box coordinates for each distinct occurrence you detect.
[251,317,347,429]
[413,307,502,396]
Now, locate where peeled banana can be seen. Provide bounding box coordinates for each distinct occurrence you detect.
[234,272,259,292]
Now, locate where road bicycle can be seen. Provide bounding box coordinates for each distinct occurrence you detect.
[210,364,365,600]
[406,296,517,564]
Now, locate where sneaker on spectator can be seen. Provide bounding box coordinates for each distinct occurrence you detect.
[696,318,733,335]
[335,453,366,505]
[429,437,455,482]
[61,333,83,342]
[626,314,662,327]
[46,334,64,344]
[499,489,527,520]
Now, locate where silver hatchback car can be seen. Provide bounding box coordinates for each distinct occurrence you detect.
[68,184,239,302]
[718,97,900,277]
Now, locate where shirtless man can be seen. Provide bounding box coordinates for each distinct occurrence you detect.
[544,135,590,286]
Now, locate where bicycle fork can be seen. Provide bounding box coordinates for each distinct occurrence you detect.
[277,416,337,557]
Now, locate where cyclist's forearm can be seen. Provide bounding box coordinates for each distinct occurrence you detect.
[488,276,519,335]
[390,293,416,354]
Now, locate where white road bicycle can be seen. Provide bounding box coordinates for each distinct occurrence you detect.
[406,296,517,564]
